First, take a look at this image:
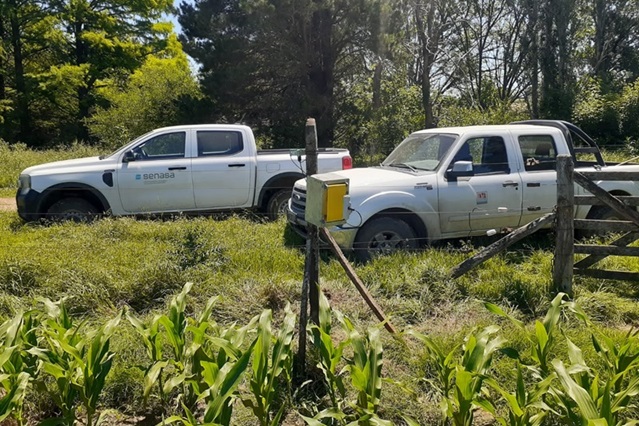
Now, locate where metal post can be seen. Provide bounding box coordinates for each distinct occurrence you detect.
[554,155,574,296]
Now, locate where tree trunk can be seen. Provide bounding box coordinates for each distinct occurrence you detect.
[74,18,90,141]
[308,3,335,148]
[9,0,31,144]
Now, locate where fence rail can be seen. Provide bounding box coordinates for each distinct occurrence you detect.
[554,154,639,295]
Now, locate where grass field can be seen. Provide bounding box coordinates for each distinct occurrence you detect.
[2,144,639,424]
[1,208,639,424]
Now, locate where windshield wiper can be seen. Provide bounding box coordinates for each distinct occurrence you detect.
[386,162,418,172]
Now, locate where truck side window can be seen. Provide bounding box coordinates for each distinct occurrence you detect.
[519,135,557,171]
[135,132,186,160]
[197,131,243,156]
[458,136,509,175]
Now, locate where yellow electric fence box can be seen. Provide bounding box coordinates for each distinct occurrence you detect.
[305,173,350,227]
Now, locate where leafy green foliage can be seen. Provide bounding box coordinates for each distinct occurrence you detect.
[88,50,202,149]
[243,305,295,426]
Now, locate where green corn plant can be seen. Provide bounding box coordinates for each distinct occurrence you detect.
[129,282,260,422]
[126,310,166,404]
[307,290,349,412]
[548,335,639,426]
[163,339,257,426]
[407,330,458,403]
[0,371,29,424]
[128,282,193,409]
[34,298,122,426]
[486,293,566,378]
[410,325,506,426]
[340,319,390,426]
[36,298,83,424]
[76,311,122,426]
[242,305,296,426]
[0,310,41,425]
[303,292,391,426]
[567,301,639,395]
[484,363,555,426]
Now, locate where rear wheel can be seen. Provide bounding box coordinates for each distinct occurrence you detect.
[353,217,418,262]
[266,189,292,221]
[47,198,99,222]
[580,205,627,238]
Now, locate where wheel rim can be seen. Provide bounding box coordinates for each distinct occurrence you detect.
[58,209,91,222]
[277,198,288,216]
[368,230,408,255]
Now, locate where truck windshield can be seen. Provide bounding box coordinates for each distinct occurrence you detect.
[382,133,459,171]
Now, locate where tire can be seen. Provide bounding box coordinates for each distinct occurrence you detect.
[266,189,292,221]
[353,217,418,262]
[579,206,625,239]
[46,198,99,222]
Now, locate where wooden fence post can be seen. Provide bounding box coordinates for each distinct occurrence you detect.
[295,118,320,383]
[553,155,574,296]
[305,118,320,325]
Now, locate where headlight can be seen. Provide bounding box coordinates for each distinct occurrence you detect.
[18,175,31,191]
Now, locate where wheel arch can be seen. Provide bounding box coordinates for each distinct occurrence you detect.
[584,189,632,219]
[258,172,304,211]
[359,208,428,244]
[39,183,110,216]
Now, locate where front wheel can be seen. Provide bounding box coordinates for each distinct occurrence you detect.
[353,217,418,262]
[266,189,292,221]
[47,198,99,222]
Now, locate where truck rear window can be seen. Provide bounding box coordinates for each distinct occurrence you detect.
[197,131,243,156]
[519,135,557,171]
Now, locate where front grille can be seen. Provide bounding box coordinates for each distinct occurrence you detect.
[290,186,306,217]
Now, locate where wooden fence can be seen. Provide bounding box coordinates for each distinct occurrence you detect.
[554,154,639,295]
[451,154,639,297]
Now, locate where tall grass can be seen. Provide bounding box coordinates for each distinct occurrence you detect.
[0,141,103,196]
[2,208,639,423]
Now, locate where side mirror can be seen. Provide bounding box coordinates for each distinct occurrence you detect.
[122,151,135,163]
[446,160,474,181]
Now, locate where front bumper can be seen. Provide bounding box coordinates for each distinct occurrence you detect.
[16,188,43,221]
[286,205,358,251]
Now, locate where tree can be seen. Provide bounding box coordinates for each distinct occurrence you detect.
[179,0,378,148]
[43,0,174,141]
[538,0,579,119]
[411,0,458,128]
[87,38,201,149]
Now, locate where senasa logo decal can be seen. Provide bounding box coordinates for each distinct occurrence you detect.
[135,174,141,180]
[143,172,175,180]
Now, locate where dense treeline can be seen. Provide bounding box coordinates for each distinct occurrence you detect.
[1,0,639,154]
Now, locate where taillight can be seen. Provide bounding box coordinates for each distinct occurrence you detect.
[342,155,353,169]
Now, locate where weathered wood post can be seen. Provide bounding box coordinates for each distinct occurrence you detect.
[553,154,574,296]
[295,118,320,383]
[305,118,320,325]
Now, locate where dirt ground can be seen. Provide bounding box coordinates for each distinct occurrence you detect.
[0,198,16,211]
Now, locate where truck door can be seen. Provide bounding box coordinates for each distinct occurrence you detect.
[117,131,195,213]
[191,130,254,209]
[516,134,558,225]
[438,135,523,235]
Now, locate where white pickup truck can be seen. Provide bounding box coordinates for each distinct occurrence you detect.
[16,124,352,221]
[287,120,639,261]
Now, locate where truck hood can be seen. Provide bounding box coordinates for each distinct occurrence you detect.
[22,156,110,176]
[299,166,436,192]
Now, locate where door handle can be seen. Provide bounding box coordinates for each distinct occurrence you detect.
[502,181,519,187]
[168,166,187,170]
[228,163,246,168]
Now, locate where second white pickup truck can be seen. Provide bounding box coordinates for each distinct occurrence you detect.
[288,120,639,261]
[17,124,351,221]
